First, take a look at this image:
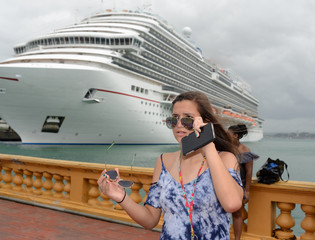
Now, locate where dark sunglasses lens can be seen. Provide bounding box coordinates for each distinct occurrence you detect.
[166,117,177,129]
[118,180,133,188]
[106,170,118,181]
[181,117,194,130]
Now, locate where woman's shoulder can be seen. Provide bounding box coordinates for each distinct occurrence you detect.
[218,151,239,170]
[160,151,179,168]
[239,143,250,153]
[152,151,179,182]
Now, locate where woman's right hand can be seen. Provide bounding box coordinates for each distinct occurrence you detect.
[97,168,126,202]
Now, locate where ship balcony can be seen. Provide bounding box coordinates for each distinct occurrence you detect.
[0,153,314,240]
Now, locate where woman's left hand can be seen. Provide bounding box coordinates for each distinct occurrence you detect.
[97,168,126,202]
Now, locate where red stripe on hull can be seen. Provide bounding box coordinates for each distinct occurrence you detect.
[0,77,19,81]
[97,89,160,103]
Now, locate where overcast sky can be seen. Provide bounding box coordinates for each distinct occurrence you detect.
[1,0,314,133]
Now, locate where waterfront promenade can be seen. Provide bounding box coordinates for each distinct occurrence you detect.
[0,198,160,240]
[1,153,315,240]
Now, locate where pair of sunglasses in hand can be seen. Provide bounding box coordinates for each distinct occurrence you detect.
[105,169,133,188]
[104,142,135,188]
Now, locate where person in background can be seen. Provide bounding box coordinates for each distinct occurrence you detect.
[98,91,243,240]
[228,124,259,240]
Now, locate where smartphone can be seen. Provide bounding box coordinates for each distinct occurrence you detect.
[181,123,215,156]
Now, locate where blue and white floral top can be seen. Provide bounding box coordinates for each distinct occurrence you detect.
[145,154,242,240]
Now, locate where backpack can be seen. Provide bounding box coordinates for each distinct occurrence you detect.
[256,158,289,184]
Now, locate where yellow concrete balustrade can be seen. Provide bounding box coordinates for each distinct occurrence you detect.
[0,153,315,239]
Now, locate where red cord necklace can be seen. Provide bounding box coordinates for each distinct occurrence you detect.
[178,153,205,240]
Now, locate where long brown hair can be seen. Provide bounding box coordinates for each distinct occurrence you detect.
[172,91,236,155]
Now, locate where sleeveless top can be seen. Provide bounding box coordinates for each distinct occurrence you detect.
[239,152,259,164]
[238,152,259,184]
[144,154,242,240]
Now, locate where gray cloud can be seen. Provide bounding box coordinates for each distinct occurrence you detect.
[1,0,314,133]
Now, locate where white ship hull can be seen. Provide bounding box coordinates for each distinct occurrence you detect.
[242,129,263,142]
[0,63,177,144]
[0,11,263,144]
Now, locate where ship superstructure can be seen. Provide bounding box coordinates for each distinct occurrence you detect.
[0,10,263,144]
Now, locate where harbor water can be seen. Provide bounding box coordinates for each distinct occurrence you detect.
[0,137,314,182]
[0,136,314,235]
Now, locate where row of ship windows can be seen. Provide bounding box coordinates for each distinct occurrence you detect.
[14,37,142,54]
[141,101,171,110]
[131,85,149,94]
[144,111,169,117]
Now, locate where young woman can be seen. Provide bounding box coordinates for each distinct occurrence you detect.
[228,124,259,240]
[98,91,243,240]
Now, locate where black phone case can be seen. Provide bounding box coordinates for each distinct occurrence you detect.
[181,123,215,156]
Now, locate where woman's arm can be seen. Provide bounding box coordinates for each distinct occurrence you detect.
[118,193,162,229]
[243,160,253,203]
[203,143,243,213]
[192,117,243,212]
[97,157,163,229]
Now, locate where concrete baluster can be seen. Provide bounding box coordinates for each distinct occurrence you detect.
[275,202,296,239]
[141,183,151,205]
[130,182,142,204]
[2,167,12,189]
[242,205,248,232]
[300,204,315,240]
[88,179,100,206]
[23,169,33,193]
[12,169,24,192]
[0,166,2,188]
[63,176,71,199]
[53,174,64,198]
[99,192,114,208]
[115,182,142,210]
[33,172,43,195]
[42,172,54,197]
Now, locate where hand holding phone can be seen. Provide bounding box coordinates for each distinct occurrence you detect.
[181,123,215,156]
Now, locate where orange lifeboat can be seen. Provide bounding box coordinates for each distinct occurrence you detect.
[222,110,231,115]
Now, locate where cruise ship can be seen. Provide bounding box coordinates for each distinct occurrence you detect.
[0,10,263,144]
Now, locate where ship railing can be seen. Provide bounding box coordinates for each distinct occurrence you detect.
[22,42,141,55]
[0,153,314,239]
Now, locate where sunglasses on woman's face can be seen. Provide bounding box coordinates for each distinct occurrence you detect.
[104,142,135,189]
[165,116,194,130]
